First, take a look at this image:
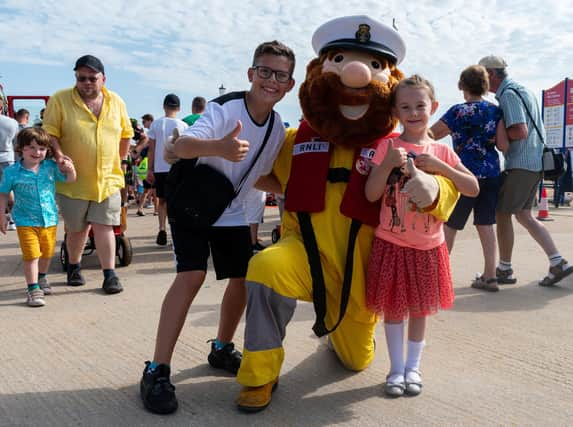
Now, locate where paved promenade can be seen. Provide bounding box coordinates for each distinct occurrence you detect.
[1,204,573,426]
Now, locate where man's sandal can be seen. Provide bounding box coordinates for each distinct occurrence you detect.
[236,378,278,413]
[539,259,573,287]
[471,275,499,292]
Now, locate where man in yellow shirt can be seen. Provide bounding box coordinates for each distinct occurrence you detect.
[43,55,133,294]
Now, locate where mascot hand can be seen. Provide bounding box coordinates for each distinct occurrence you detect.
[402,157,439,209]
[221,120,250,162]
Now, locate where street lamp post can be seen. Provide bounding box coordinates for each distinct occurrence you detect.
[218,84,226,96]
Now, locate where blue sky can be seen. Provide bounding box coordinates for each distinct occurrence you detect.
[1,0,572,128]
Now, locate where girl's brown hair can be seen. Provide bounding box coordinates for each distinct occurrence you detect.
[391,74,437,106]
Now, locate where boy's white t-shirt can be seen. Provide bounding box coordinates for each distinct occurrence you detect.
[182,91,285,227]
[147,116,189,173]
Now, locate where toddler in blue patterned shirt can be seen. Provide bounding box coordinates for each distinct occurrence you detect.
[0,127,76,307]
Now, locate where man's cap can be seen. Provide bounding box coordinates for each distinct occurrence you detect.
[478,55,508,69]
[163,93,181,108]
[74,55,105,74]
[312,15,406,65]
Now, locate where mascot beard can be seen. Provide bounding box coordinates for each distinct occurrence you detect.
[299,54,404,147]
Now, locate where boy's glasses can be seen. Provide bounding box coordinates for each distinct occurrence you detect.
[76,75,99,83]
[252,66,291,83]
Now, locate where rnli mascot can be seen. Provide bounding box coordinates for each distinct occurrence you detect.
[236,15,459,412]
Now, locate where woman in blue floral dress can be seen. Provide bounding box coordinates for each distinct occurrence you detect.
[431,65,509,292]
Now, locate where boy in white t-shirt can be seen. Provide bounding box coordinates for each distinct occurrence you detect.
[146,94,188,246]
[140,40,296,415]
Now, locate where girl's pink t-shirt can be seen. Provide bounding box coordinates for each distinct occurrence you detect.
[371,138,460,250]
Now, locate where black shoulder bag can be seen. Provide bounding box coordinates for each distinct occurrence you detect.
[505,87,567,181]
[166,111,275,229]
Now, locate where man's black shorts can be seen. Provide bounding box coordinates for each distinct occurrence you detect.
[170,222,252,280]
[154,172,169,199]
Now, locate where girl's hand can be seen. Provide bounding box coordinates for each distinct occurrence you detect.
[414,153,444,174]
[382,140,407,169]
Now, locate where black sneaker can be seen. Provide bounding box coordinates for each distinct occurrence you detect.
[156,230,167,246]
[207,341,242,375]
[140,362,178,415]
[252,241,267,253]
[67,267,86,287]
[102,275,124,294]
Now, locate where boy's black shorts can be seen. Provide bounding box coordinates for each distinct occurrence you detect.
[170,222,252,280]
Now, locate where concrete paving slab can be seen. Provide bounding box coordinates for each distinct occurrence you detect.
[1,204,573,426]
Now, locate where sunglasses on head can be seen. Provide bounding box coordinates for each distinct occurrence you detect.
[76,75,99,83]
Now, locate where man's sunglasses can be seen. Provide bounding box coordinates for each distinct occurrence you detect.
[76,75,99,83]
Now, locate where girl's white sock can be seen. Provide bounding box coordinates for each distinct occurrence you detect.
[384,322,405,375]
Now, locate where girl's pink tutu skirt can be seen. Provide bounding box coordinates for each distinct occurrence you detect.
[366,237,454,321]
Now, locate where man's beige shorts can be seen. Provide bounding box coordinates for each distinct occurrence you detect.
[496,169,542,214]
[57,192,121,232]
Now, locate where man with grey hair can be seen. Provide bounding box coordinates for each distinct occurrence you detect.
[479,55,572,287]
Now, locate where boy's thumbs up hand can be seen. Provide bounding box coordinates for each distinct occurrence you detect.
[221,120,249,162]
[402,157,439,209]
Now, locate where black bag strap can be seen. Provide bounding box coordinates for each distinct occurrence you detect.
[233,110,275,198]
[298,212,362,337]
[502,87,545,144]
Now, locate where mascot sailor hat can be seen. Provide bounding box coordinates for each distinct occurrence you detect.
[311,15,406,65]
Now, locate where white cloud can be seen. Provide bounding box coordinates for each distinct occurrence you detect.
[1,0,572,125]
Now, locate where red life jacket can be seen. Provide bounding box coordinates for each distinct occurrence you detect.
[285,120,398,227]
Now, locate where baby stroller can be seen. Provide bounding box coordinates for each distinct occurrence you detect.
[59,197,133,271]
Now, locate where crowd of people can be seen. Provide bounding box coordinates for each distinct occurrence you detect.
[1,14,572,416]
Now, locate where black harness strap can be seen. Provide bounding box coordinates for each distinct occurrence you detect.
[327,167,351,183]
[298,211,362,337]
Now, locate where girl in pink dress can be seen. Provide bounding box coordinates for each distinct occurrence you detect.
[365,75,479,397]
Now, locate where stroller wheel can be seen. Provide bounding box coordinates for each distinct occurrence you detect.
[116,234,133,267]
[60,241,69,272]
[271,226,281,244]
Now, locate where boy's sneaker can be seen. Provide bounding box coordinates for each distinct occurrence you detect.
[496,267,517,284]
[67,267,86,287]
[252,241,267,253]
[156,230,167,246]
[38,277,52,295]
[140,362,178,415]
[207,341,242,375]
[7,221,16,231]
[27,288,45,307]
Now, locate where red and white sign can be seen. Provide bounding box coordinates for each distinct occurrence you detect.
[543,80,565,148]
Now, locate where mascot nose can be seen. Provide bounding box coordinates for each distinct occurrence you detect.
[340,62,372,88]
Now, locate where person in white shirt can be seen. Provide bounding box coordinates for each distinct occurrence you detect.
[140,40,295,415]
[145,94,188,246]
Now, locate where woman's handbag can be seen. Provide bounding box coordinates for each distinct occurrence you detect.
[542,145,567,181]
[165,111,275,229]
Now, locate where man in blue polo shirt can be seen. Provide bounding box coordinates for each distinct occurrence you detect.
[480,55,573,287]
